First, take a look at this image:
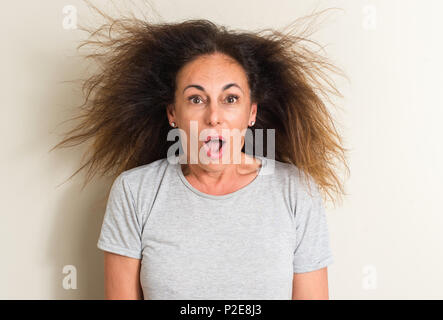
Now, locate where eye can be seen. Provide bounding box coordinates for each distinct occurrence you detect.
[225,95,239,104]
[188,95,205,104]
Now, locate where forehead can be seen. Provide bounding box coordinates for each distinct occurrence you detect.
[176,53,249,90]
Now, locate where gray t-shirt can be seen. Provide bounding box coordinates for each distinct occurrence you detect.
[97,155,334,299]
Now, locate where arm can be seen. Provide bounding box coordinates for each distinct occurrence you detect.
[104,251,143,300]
[292,267,329,300]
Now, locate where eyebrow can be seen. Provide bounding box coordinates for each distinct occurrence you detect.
[183,83,243,94]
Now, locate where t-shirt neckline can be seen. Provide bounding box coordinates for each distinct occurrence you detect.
[174,155,266,200]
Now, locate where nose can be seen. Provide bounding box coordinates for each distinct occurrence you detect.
[206,101,222,126]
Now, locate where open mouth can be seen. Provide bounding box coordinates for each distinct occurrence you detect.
[203,135,226,159]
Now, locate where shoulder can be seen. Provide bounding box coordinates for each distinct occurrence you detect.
[260,157,302,184]
[119,158,169,181]
[262,157,319,200]
[113,158,172,196]
[109,158,174,221]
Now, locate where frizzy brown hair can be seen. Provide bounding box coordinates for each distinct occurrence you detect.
[51,1,350,207]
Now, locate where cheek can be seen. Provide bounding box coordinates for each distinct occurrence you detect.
[224,110,250,126]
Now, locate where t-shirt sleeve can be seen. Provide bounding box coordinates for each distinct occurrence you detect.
[292,176,334,273]
[97,173,142,259]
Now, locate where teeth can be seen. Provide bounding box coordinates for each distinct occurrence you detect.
[205,138,224,152]
[206,139,223,143]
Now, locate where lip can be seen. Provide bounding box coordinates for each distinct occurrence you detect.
[203,138,224,159]
[203,134,226,160]
[204,135,226,143]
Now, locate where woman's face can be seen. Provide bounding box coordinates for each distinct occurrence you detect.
[167,52,257,169]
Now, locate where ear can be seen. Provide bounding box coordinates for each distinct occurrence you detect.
[249,102,258,122]
[166,104,175,123]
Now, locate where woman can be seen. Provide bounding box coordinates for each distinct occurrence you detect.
[52,5,349,300]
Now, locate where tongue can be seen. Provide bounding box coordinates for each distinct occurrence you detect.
[207,140,221,154]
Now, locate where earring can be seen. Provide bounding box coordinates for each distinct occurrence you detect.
[170,122,176,128]
[250,121,255,126]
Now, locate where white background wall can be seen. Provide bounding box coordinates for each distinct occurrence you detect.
[1,0,442,299]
